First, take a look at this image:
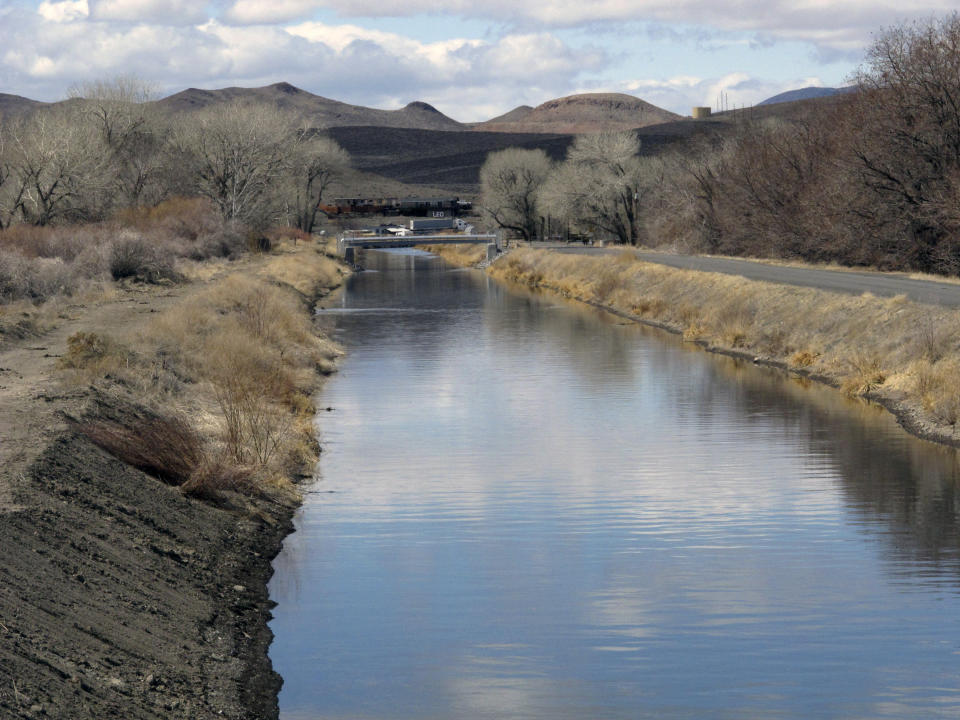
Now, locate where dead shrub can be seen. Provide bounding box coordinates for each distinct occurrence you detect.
[914,319,956,363]
[109,232,178,283]
[203,326,296,468]
[841,352,887,396]
[59,331,131,380]
[790,350,819,368]
[929,394,960,426]
[60,332,112,368]
[712,300,754,347]
[0,251,79,302]
[591,268,621,302]
[179,455,255,498]
[72,409,205,486]
[113,197,220,237]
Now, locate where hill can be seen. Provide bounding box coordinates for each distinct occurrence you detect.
[473,93,681,134]
[759,86,854,106]
[325,116,721,190]
[0,93,45,118]
[152,82,464,131]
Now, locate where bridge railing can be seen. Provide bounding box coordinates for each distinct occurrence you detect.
[337,233,501,264]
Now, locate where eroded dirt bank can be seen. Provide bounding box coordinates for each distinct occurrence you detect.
[0,245,348,719]
[0,424,296,719]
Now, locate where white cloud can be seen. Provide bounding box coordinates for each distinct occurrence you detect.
[88,0,206,24]
[37,0,89,22]
[225,0,323,25]
[0,6,607,121]
[308,0,960,54]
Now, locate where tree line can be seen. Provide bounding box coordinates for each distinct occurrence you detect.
[0,77,349,235]
[480,14,960,276]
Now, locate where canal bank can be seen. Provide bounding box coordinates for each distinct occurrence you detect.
[0,243,349,720]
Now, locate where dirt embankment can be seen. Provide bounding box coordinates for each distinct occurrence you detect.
[429,244,960,449]
[0,243,348,719]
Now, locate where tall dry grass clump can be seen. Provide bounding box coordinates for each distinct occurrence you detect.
[58,244,346,497]
[140,272,340,483]
[490,248,960,438]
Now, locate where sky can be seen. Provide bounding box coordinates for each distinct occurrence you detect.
[0,1,957,121]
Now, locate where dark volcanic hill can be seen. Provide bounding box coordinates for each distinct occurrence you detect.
[325,117,720,189]
[152,82,465,131]
[474,93,681,134]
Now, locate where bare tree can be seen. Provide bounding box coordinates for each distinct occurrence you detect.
[1,107,106,226]
[544,131,650,245]
[68,76,166,208]
[480,148,552,241]
[286,133,350,235]
[0,122,14,229]
[173,101,294,229]
[851,13,960,271]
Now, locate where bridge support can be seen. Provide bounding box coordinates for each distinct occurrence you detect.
[486,244,498,262]
[344,246,356,265]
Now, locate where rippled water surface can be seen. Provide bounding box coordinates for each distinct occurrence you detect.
[269,249,960,719]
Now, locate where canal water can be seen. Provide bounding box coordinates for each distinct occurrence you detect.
[268,249,960,719]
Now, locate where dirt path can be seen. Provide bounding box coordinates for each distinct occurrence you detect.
[0,285,185,514]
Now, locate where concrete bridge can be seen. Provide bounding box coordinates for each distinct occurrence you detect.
[337,234,499,264]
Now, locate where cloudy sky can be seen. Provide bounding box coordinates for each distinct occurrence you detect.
[0,1,956,120]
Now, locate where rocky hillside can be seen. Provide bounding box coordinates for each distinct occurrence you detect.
[473,93,682,134]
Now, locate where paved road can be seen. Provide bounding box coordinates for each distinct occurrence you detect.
[549,246,960,308]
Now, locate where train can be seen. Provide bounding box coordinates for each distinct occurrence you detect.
[319,197,473,217]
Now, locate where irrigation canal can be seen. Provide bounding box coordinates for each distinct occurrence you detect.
[269,248,960,719]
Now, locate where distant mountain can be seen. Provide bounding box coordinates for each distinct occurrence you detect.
[152,82,465,131]
[759,86,855,106]
[473,93,681,134]
[480,105,534,125]
[0,93,45,119]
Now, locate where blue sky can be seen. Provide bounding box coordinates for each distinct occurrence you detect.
[0,1,955,120]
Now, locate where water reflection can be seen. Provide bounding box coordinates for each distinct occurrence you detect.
[271,249,960,719]
[698,357,960,582]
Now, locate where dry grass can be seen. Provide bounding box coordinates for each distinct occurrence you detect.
[419,244,488,266]
[258,244,347,298]
[489,248,960,435]
[54,243,347,496]
[135,262,341,481]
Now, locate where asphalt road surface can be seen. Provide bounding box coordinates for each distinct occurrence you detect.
[550,246,960,308]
